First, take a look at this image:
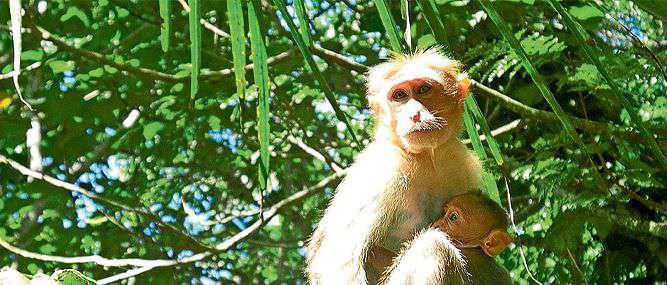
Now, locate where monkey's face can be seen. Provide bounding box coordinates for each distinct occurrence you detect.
[385,76,464,151]
[433,202,488,246]
[366,49,470,153]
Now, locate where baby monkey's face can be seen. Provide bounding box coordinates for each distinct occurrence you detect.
[432,194,513,257]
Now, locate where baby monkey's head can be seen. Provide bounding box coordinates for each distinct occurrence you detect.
[432,192,513,257]
[366,48,471,153]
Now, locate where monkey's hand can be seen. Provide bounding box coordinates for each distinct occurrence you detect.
[382,228,470,285]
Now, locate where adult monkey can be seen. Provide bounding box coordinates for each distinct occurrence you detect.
[305,49,511,284]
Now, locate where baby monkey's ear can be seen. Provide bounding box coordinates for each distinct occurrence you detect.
[481,229,513,257]
[457,73,471,98]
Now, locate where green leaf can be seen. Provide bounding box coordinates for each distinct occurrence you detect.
[248,0,271,191]
[372,0,404,52]
[548,0,667,170]
[188,0,202,102]
[568,5,603,21]
[463,105,500,204]
[60,7,90,27]
[48,60,75,74]
[143,121,165,140]
[159,0,171,52]
[20,50,43,61]
[271,0,361,148]
[228,0,247,127]
[294,0,312,46]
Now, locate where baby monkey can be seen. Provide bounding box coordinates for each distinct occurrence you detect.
[368,192,513,279]
[432,192,513,257]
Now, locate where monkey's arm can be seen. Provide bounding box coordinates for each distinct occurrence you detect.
[382,229,469,285]
[382,229,512,285]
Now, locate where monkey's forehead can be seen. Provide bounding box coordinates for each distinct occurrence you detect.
[366,51,457,96]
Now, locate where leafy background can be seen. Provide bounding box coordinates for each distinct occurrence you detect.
[0,0,666,284]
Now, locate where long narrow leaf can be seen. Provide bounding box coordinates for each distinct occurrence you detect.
[228,0,247,127]
[463,105,501,204]
[547,0,667,170]
[372,0,403,52]
[188,0,201,102]
[159,0,171,52]
[466,97,504,167]
[248,0,270,193]
[293,0,312,46]
[271,0,361,148]
[478,0,605,187]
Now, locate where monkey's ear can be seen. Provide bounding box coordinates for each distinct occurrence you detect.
[481,229,513,257]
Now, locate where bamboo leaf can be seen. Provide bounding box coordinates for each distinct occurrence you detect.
[547,0,667,169]
[293,0,312,46]
[478,0,605,187]
[372,0,404,52]
[188,0,201,102]
[248,0,270,192]
[228,0,247,127]
[271,0,361,149]
[466,97,504,167]
[158,0,171,52]
[464,105,501,204]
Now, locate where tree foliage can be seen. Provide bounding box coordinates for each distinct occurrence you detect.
[0,0,666,284]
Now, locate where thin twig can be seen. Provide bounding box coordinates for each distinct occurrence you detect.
[287,135,345,174]
[462,119,521,144]
[503,177,544,285]
[177,0,230,38]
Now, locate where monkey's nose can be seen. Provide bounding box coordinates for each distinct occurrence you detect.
[411,112,421,123]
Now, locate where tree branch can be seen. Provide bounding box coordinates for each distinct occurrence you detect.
[29,25,294,83]
[0,154,214,252]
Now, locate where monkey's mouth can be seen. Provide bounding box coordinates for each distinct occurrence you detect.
[405,118,447,135]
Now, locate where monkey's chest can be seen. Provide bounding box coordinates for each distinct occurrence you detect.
[381,190,446,252]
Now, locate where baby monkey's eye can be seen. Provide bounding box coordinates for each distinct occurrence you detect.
[448,212,459,222]
[417,83,432,95]
[391,90,409,101]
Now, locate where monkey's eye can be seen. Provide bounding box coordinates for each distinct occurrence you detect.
[391,90,409,101]
[417,83,432,95]
[449,212,459,222]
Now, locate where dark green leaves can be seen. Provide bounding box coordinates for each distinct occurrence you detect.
[547,0,667,169]
[478,0,604,187]
[248,0,271,193]
[188,0,201,102]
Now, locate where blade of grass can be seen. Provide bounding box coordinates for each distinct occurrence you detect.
[159,0,171,52]
[466,97,505,168]
[271,0,361,149]
[478,0,606,189]
[228,0,247,128]
[188,0,201,103]
[548,0,667,170]
[372,0,404,52]
[248,0,270,207]
[293,0,312,46]
[463,104,501,204]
